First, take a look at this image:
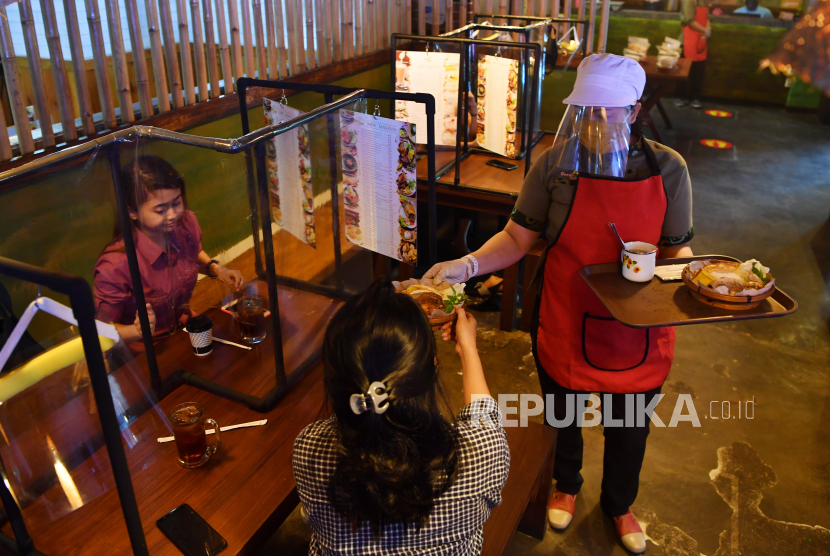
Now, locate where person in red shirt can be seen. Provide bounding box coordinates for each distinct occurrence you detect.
[94,155,242,346]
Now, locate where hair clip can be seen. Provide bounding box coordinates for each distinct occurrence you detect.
[349,381,389,415]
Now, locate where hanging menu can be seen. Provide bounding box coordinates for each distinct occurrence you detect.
[476,55,520,158]
[263,98,317,248]
[341,109,418,264]
[394,50,460,146]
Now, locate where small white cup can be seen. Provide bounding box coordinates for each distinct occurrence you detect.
[620,241,658,282]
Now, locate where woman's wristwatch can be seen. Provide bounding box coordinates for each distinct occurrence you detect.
[206,259,220,278]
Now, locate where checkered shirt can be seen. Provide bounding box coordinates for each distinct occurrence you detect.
[292,396,510,555]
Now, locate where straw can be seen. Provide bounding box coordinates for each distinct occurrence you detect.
[211,336,253,350]
[157,419,267,443]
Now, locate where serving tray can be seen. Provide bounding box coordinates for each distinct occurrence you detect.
[578,255,798,328]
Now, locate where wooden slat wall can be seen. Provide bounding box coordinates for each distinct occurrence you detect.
[214,0,235,91]
[0,0,610,158]
[19,0,55,146]
[203,0,222,94]
[40,0,77,141]
[191,0,210,100]
[64,0,96,134]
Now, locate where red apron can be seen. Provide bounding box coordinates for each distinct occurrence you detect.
[534,142,675,394]
[683,5,709,62]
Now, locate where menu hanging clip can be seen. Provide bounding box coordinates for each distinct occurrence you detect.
[373,101,381,118]
[425,43,431,61]
[280,89,288,105]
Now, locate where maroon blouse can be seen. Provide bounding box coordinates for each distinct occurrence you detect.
[94,211,202,338]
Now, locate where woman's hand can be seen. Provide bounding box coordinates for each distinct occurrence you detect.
[423,257,475,286]
[216,265,244,291]
[114,304,155,342]
[451,307,477,356]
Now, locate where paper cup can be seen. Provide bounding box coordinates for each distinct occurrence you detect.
[185,316,213,356]
[621,241,657,282]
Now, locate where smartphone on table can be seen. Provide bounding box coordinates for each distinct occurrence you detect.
[486,159,518,171]
[157,504,227,556]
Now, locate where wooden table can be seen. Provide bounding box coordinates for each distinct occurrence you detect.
[639,56,692,144]
[415,135,555,332]
[2,281,556,556]
[1,287,339,556]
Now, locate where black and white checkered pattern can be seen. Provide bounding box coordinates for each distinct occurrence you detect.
[292,396,510,555]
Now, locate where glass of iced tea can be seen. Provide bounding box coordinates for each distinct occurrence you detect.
[169,403,221,469]
[232,294,267,344]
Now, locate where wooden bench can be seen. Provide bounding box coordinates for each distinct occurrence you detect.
[482,421,556,555]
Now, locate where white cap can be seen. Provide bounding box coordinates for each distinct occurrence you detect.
[563,54,646,107]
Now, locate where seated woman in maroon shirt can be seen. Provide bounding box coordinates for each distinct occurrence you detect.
[94,155,243,345]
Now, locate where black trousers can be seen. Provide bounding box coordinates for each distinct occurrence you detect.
[675,54,706,102]
[536,367,662,518]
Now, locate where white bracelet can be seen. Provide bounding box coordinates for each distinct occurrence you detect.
[463,254,479,279]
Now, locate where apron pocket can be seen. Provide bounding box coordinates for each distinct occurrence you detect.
[582,313,649,372]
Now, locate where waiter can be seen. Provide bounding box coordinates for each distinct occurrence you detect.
[675,0,712,109]
[425,54,694,554]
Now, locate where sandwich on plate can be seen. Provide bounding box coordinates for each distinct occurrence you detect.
[688,259,773,296]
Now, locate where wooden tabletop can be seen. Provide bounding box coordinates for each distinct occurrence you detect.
[2,288,338,556]
[641,55,692,82]
[415,134,555,214]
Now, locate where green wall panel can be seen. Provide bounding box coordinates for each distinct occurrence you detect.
[607,16,790,104]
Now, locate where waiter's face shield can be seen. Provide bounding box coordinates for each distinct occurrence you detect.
[550,104,635,178]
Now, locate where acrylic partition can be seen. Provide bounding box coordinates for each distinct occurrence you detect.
[0,257,149,556]
[119,95,371,410]
[391,33,543,183]
[453,15,556,153]
[235,79,439,272]
[0,92,383,555]
[0,90,377,417]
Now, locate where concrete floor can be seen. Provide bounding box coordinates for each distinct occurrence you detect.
[260,101,830,555]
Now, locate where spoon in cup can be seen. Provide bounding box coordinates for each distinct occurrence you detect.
[608,222,627,250]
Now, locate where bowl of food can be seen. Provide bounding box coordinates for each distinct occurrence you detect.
[399,241,417,263]
[343,153,358,176]
[344,185,359,206]
[682,259,774,309]
[394,280,469,332]
[399,227,416,242]
[399,205,416,229]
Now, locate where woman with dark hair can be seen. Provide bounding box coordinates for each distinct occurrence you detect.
[293,279,509,554]
[93,155,243,345]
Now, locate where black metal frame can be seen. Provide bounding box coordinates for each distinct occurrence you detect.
[0,257,149,556]
[235,78,439,269]
[391,33,542,184]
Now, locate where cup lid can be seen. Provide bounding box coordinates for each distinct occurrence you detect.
[185,315,213,333]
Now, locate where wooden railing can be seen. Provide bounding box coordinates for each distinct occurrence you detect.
[0,0,608,162]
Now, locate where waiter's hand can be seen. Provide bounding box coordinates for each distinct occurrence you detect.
[704,26,712,39]
[423,257,474,285]
[216,265,244,291]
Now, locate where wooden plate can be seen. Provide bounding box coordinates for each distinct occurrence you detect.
[687,289,764,310]
[428,302,467,331]
[681,265,775,304]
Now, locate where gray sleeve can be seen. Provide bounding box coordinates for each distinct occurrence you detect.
[651,141,694,244]
[511,151,552,232]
